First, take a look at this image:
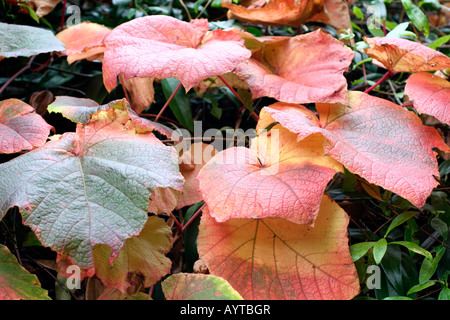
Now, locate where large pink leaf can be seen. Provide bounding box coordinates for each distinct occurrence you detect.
[197,120,342,225]
[233,29,354,104]
[102,15,251,92]
[405,72,450,125]
[0,99,52,154]
[197,196,360,300]
[261,91,450,209]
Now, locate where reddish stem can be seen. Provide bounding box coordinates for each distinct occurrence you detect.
[218,74,259,121]
[0,56,35,96]
[155,81,182,122]
[382,19,387,36]
[169,211,183,235]
[181,203,205,232]
[60,0,67,30]
[364,70,394,93]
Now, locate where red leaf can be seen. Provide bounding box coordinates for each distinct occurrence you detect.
[261,91,450,208]
[197,121,342,225]
[405,72,450,125]
[0,99,52,154]
[234,29,354,104]
[197,196,360,300]
[102,15,251,92]
[364,37,450,73]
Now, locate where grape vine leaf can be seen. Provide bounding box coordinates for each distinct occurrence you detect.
[102,15,251,92]
[233,29,354,104]
[162,273,244,300]
[261,91,450,209]
[0,98,53,154]
[0,22,65,58]
[197,119,343,225]
[0,105,184,269]
[0,244,51,300]
[364,36,450,73]
[197,196,360,300]
[55,21,111,64]
[221,0,324,27]
[48,96,173,138]
[405,72,450,125]
[92,216,173,292]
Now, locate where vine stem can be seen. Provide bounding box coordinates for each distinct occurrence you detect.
[182,203,205,232]
[217,74,259,120]
[155,81,182,122]
[363,70,394,93]
[0,56,35,96]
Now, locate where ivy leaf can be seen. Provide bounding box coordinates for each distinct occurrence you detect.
[197,196,360,300]
[102,15,251,92]
[405,72,450,125]
[234,29,354,104]
[0,22,65,58]
[162,273,244,300]
[260,92,450,209]
[0,99,53,154]
[197,119,343,225]
[364,36,450,72]
[221,0,324,27]
[0,244,51,300]
[0,105,184,269]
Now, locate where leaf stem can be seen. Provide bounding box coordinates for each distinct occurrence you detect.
[169,211,183,235]
[182,203,205,232]
[0,56,35,96]
[217,74,259,120]
[155,81,182,122]
[363,70,394,93]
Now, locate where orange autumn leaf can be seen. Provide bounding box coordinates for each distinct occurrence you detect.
[222,0,325,27]
[261,91,450,209]
[92,216,173,292]
[405,72,450,125]
[176,142,218,209]
[56,22,111,64]
[307,0,352,34]
[6,0,61,18]
[364,37,450,73]
[234,29,354,104]
[197,196,360,300]
[197,118,342,225]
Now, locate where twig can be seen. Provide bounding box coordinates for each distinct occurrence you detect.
[196,0,214,18]
[178,0,192,21]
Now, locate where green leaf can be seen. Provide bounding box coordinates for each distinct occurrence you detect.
[383,296,413,300]
[18,4,39,23]
[385,211,418,237]
[0,244,51,300]
[402,0,430,37]
[373,238,388,264]
[390,241,433,260]
[386,22,417,39]
[407,280,436,295]
[428,35,450,50]
[162,273,243,300]
[161,78,194,132]
[431,218,448,241]
[0,105,184,269]
[350,242,376,261]
[0,22,65,58]
[438,286,450,300]
[419,245,446,283]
